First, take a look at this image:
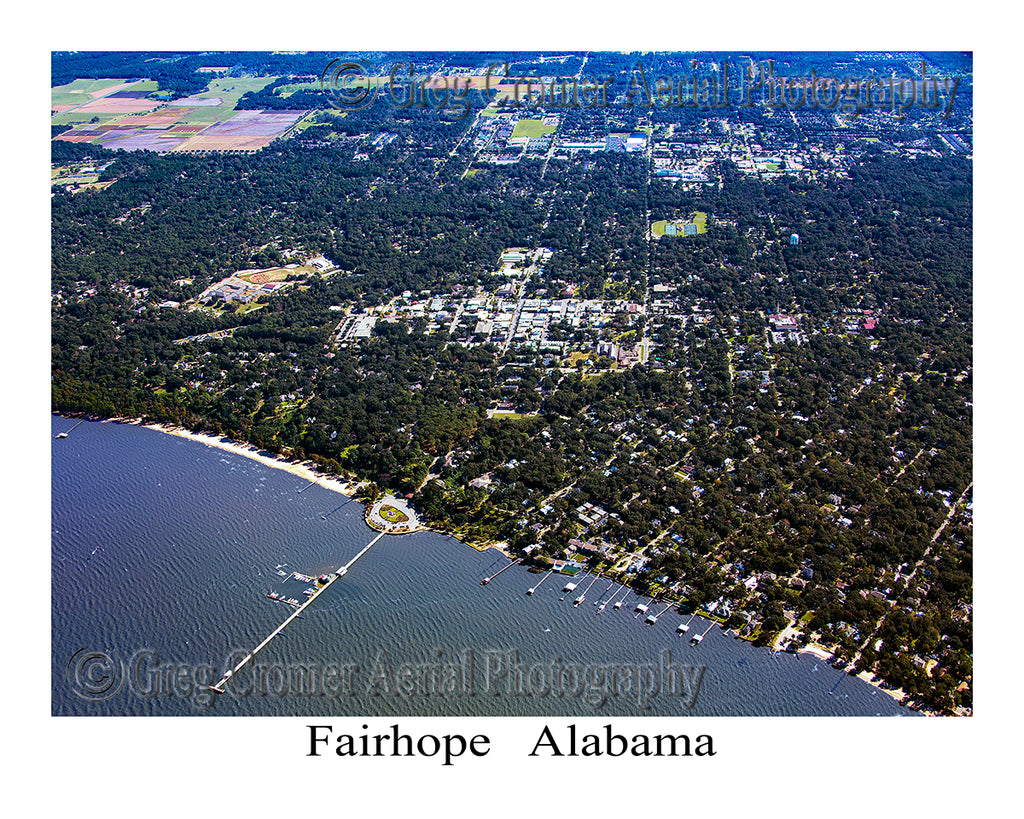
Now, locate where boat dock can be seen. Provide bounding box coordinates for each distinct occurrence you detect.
[574,574,600,607]
[691,620,715,645]
[646,602,671,625]
[480,557,520,585]
[54,418,86,440]
[526,569,553,595]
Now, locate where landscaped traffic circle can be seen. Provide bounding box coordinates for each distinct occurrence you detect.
[365,496,420,533]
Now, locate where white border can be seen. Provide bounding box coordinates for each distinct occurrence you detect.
[20,4,1014,813]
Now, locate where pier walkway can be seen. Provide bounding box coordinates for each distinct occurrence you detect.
[210,530,387,693]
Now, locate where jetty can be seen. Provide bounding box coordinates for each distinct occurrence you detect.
[297,477,319,493]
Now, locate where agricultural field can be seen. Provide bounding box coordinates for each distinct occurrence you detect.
[170,109,308,152]
[162,76,280,124]
[53,75,308,154]
[51,79,162,126]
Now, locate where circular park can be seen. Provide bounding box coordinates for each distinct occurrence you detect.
[365,496,422,534]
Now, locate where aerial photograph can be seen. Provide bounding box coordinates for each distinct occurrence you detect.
[51,50,973,721]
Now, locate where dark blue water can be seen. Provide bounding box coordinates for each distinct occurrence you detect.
[52,416,910,717]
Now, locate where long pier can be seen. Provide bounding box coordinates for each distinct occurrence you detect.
[209,530,387,693]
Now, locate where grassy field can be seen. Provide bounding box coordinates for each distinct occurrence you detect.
[511,118,557,138]
[289,112,323,133]
[274,79,320,97]
[490,410,530,420]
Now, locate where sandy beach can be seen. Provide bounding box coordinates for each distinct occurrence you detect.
[114,418,512,556]
[137,420,358,499]
[797,644,834,662]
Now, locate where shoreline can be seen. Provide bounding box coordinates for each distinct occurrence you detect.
[85,415,512,558]
[141,420,357,498]
[52,414,927,711]
[794,641,916,711]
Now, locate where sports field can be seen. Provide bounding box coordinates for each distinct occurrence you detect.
[236,265,314,284]
[651,211,708,237]
[511,118,557,138]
